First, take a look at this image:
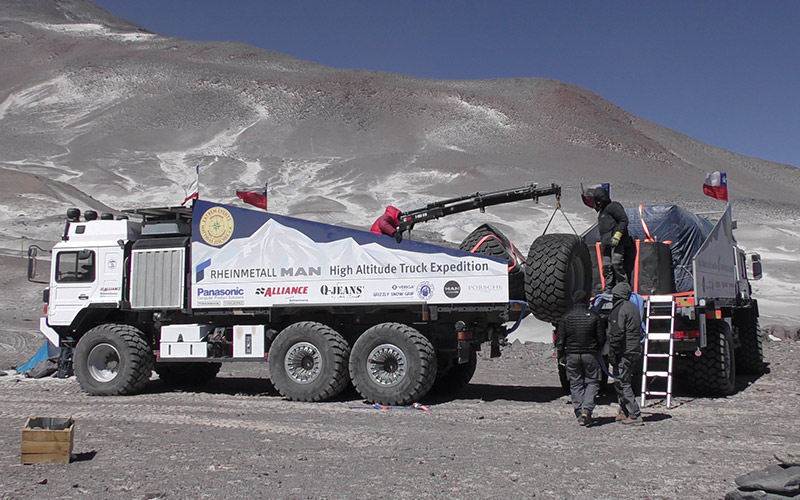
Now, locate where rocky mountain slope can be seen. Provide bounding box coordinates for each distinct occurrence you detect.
[1,0,797,331]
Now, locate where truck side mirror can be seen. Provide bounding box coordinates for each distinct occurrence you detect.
[750,253,762,280]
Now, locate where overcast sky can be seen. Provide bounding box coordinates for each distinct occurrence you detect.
[93,0,799,168]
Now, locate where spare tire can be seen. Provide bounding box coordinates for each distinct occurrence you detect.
[460,224,526,300]
[525,233,592,323]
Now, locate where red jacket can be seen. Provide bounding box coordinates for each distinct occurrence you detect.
[370,206,401,236]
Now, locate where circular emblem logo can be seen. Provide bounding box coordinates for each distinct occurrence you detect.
[443,280,461,299]
[199,206,234,246]
[416,281,434,300]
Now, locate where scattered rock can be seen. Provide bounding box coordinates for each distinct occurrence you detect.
[776,450,800,467]
[725,489,800,500]
[734,464,800,495]
[764,326,800,342]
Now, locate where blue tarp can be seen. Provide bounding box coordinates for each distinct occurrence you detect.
[16,340,60,374]
[583,204,714,292]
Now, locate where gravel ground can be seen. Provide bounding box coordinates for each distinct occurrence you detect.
[0,254,798,499]
[0,339,798,500]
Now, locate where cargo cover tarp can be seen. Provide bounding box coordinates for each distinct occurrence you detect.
[582,205,714,292]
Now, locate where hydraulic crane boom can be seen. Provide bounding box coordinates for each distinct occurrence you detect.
[395,182,561,241]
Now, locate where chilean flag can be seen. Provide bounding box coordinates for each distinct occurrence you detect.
[182,165,200,205]
[703,171,728,201]
[236,183,268,210]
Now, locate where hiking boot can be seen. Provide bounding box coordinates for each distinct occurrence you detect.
[577,414,586,426]
[615,412,626,422]
[621,416,644,426]
[581,413,593,427]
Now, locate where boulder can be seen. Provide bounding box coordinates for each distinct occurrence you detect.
[735,465,800,495]
[726,489,800,500]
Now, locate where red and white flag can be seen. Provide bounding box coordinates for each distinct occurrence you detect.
[236,182,268,210]
[703,171,728,201]
[182,165,199,205]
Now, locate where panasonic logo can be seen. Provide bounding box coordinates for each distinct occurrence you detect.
[196,288,245,297]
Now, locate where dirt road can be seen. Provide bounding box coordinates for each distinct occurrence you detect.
[0,339,797,500]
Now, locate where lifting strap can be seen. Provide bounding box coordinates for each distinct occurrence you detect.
[542,195,580,236]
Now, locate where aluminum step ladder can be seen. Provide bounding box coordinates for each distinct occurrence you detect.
[640,295,676,408]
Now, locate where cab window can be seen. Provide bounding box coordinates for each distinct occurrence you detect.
[56,250,95,283]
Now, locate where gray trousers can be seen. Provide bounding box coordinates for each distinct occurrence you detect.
[566,353,601,417]
[612,353,641,419]
[601,244,634,293]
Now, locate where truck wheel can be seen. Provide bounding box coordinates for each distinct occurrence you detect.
[74,323,154,396]
[733,309,765,374]
[525,234,592,323]
[156,363,222,388]
[268,322,350,402]
[460,224,526,300]
[432,350,477,394]
[688,320,736,395]
[349,323,437,405]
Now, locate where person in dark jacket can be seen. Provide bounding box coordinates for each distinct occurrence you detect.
[593,187,635,294]
[556,289,607,426]
[370,206,401,237]
[608,282,644,425]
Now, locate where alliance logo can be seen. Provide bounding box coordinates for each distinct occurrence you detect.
[443,280,461,299]
[416,281,434,300]
[255,285,309,297]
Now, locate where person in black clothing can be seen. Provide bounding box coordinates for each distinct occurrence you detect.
[556,289,606,426]
[608,282,644,426]
[593,186,635,294]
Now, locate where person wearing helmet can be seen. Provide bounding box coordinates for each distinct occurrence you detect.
[370,206,401,237]
[593,186,634,294]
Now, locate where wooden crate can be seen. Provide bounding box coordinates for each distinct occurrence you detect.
[21,417,74,464]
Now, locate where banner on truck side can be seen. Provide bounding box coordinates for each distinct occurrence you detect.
[693,204,737,300]
[190,200,509,308]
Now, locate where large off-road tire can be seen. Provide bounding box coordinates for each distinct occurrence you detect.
[688,320,736,395]
[733,309,765,374]
[460,224,525,300]
[268,322,350,402]
[74,323,154,396]
[349,323,437,405]
[525,233,592,323]
[156,362,222,388]
[431,350,477,395]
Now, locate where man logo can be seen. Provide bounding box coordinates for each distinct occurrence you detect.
[444,280,461,298]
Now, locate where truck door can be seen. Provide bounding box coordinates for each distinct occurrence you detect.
[48,249,99,326]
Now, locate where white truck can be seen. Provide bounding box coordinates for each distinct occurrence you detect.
[30,198,546,405]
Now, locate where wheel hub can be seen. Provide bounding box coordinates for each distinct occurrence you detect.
[367,343,407,387]
[284,342,322,384]
[87,342,120,383]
